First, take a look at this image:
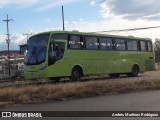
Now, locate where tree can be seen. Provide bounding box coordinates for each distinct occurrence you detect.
[154,38,160,63]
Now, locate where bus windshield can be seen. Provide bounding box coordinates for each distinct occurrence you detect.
[24,34,50,65]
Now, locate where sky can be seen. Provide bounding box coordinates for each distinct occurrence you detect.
[0,0,160,50]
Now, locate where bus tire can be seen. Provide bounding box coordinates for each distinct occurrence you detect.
[70,67,82,82]
[127,65,139,77]
[109,73,120,78]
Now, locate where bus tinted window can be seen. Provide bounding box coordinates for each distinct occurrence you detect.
[69,35,82,49]
[147,41,152,52]
[127,40,138,51]
[100,38,113,50]
[85,36,98,49]
[121,40,126,50]
[115,39,126,51]
[51,33,67,40]
[140,41,146,51]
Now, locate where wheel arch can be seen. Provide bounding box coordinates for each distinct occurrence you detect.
[132,64,140,72]
[71,64,84,76]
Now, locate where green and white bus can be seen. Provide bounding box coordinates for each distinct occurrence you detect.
[24,31,155,81]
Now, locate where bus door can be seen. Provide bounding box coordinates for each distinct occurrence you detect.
[48,41,65,65]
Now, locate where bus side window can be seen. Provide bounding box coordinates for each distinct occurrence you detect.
[133,40,138,51]
[140,41,146,51]
[121,39,126,50]
[99,37,107,50]
[99,37,113,50]
[147,41,152,52]
[85,36,98,49]
[127,40,138,51]
[107,38,113,50]
[115,39,126,51]
[69,35,82,49]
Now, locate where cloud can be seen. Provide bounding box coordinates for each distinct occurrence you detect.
[64,21,69,24]
[91,1,96,6]
[0,34,5,43]
[72,21,77,24]
[11,34,27,45]
[100,0,160,20]
[64,18,160,41]
[79,18,83,22]
[0,34,26,50]
[44,18,51,22]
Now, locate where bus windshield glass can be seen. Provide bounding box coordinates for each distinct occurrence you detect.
[24,34,50,65]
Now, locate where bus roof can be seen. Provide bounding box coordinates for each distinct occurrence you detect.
[33,30,152,41]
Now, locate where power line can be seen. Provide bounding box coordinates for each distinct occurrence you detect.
[12,21,32,33]
[95,25,160,33]
[10,23,24,34]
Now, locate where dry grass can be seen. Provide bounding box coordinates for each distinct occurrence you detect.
[144,69,160,75]
[1,78,160,108]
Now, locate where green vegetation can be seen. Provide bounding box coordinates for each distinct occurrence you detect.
[1,77,160,108]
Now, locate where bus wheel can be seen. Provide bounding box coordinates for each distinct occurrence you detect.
[70,67,82,82]
[109,73,120,78]
[127,65,139,77]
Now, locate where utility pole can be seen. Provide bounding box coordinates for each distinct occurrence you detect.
[3,14,13,77]
[62,5,65,31]
[23,33,32,40]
